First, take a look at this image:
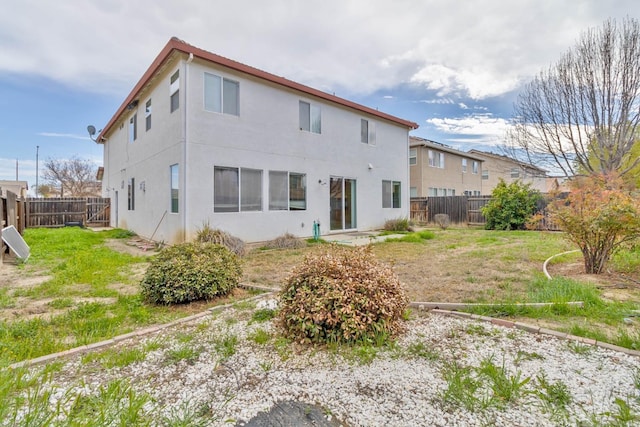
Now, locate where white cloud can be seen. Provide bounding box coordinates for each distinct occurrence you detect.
[459,103,469,110]
[1,0,637,98]
[426,114,512,145]
[418,98,455,105]
[37,132,91,140]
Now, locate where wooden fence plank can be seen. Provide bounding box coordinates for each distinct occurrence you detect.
[25,197,110,228]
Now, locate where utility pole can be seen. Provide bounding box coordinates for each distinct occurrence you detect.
[15,158,18,180]
[36,146,39,197]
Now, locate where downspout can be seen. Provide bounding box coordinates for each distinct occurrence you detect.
[182,52,194,242]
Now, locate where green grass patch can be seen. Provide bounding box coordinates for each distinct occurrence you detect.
[383,230,435,243]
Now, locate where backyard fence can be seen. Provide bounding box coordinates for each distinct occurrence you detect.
[25,197,110,228]
[410,195,562,231]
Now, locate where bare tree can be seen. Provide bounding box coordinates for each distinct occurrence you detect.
[511,17,640,178]
[42,156,98,197]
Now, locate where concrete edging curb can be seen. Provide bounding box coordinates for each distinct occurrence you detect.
[8,287,638,370]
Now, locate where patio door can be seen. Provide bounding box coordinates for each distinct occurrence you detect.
[330,177,356,231]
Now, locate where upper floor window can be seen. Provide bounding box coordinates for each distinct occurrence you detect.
[382,180,401,208]
[170,70,179,113]
[129,114,137,143]
[482,169,489,180]
[299,101,321,134]
[145,99,152,131]
[361,119,376,144]
[511,168,520,178]
[461,158,467,173]
[428,150,444,168]
[204,73,240,116]
[269,171,307,210]
[472,161,479,174]
[409,148,417,166]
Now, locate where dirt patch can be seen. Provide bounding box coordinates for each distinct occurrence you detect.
[104,239,159,257]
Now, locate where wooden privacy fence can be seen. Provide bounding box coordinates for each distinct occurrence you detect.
[411,196,483,224]
[25,197,110,228]
[410,195,562,231]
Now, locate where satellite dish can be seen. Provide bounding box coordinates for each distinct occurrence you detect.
[87,125,96,136]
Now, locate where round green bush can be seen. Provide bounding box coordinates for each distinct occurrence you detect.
[140,242,241,304]
[278,244,408,344]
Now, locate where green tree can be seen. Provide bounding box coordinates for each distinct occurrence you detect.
[549,173,640,274]
[482,179,541,230]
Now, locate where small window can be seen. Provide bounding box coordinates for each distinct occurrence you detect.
[482,169,489,180]
[382,180,401,208]
[269,171,306,210]
[461,158,467,173]
[170,164,179,213]
[145,99,152,131]
[472,161,479,174]
[170,70,179,113]
[299,101,321,134]
[204,73,240,116]
[428,187,437,197]
[128,178,135,210]
[409,148,417,166]
[129,114,137,143]
[410,186,418,197]
[361,119,376,144]
[511,168,520,178]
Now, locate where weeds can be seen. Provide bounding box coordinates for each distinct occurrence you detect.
[248,328,271,345]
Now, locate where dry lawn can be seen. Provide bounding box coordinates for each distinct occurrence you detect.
[243,228,640,304]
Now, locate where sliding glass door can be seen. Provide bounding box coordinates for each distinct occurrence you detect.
[330,177,356,231]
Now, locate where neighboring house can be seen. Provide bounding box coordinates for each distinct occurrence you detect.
[409,137,484,197]
[0,180,28,198]
[468,150,549,193]
[96,38,418,244]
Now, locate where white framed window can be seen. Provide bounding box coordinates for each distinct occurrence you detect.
[170,164,179,213]
[145,99,152,131]
[170,70,179,113]
[410,186,418,197]
[269,171,306,210]
[214,166,263,212]
[428,150,444,168]
[472,161,479,174]
[409,148,417,166]
[511,168,520,178]
[129,114,137,143]
[299,101,321,134]
[482,169,489,180]
[461,158,467,173]
[447,189,455,196]
[382,180,401,208]
[428,187,437,197]
[361,119,376,144]
[204,73,240,116]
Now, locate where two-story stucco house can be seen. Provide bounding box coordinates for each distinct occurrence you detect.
[409,137,484,197]
[96,38,418,243]
[468,150,549,193]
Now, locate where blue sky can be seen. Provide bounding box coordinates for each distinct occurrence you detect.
[1,0,638,193]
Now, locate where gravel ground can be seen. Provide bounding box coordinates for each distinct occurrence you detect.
[11,299,640,426]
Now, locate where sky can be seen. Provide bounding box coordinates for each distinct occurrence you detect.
[1,0,638,193]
